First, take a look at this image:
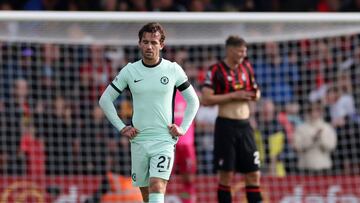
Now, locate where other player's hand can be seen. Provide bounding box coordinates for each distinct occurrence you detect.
[168,124,185,138]
[230,90,256,101]
[120,126,139,139]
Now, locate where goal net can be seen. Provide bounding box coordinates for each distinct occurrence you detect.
[0,11,360,203]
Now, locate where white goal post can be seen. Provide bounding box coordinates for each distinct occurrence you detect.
[0,11,360,203]
[0,11,359,45]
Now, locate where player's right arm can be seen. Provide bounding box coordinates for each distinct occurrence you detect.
[201,87,255,106]
[99,66,138,139]
[201,86,232,106]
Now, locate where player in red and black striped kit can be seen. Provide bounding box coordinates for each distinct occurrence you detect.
[201,36,262,203]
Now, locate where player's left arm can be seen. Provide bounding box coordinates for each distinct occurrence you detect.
[177,82,199,134]
[245,60,261,101]
[169,63,200,137]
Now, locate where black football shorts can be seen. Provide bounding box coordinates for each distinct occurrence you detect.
[213,117,260,173]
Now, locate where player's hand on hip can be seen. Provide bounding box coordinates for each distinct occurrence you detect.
[120,126,139,139]
[168,124,185,137]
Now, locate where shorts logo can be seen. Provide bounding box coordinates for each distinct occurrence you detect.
[160,76,169,85]
[218,159,224,166]
[131,173,136,182]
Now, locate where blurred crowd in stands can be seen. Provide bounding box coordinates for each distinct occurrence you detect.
[1,0,360,12]
[0,33,360,178]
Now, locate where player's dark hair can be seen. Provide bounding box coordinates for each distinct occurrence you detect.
[225,35,246,47]
[138,22,166,43]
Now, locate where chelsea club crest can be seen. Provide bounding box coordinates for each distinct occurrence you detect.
[160,76,169,85]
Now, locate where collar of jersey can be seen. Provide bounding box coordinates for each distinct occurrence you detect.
[142,58,162,68]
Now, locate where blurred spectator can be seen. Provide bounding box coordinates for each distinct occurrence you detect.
[174,49,202,90]
[278,0,316,11]
[277,102,303,147]
[325,85,355,127]
[255,99,293,176]
[0,1,12,9]
[79,106,112,175]
[343,40,360,115]
[293,102,337,175]
[100,0,118,11]
[187,0,215,11]
[76,44,114,132]
[254,42,299,106]
[0,43,13,99]
[316,0,341,11]
[23,0,69,10]
[349,45,360,115]
[150,0,186,11]
[306,39,336,102]
[12,46,42,100]
[325,83,360,175]
[67,0,100,11]
[333,116,360,175]
[79,44,114,103]
[38,43,61,104]
[0,0,356,11]
[341,0,360,11]
[1,78,31,175]
[314,39,336,87]
[128,0,148,11]
[20,122,45,176]
[36,95,77,175]
[213,0,281,11]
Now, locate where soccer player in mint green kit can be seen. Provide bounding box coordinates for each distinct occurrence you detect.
[99,22,199,203]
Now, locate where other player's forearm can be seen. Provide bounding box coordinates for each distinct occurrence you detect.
[179,85,200,133]
[99,85,126,132]
[201,93,233,106]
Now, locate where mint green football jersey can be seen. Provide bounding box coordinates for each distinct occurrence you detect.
[111,58,188,143]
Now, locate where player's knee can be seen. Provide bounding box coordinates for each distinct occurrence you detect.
[142,195,149,203]
[244,171,261,185]
[218,171,234,185]
[140,187,149,202]
[149,178,167,193]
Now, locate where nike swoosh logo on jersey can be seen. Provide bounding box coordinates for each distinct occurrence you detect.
[134,79,143,83]
[158,169,167,172]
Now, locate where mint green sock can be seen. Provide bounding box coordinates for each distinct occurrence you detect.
[149,193,164,203]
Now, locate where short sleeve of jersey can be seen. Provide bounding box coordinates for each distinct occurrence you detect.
[111,64,130,92]
[174,62,188,87]
[203,65,217,91]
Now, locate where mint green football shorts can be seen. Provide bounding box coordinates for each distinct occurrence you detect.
[130,140,175,187]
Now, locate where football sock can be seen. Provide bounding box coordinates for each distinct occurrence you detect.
[245,185,262,203]
[149,193,164,203]
[217,184,232,203]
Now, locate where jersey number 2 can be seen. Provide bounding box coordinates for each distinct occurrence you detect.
[157,156,171,170]
[253,151,260,166]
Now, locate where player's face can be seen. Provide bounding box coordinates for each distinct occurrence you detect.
[139,31,164,64]
[228,45,247,64]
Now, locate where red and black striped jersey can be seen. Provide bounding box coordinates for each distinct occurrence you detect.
[203,60,258,94]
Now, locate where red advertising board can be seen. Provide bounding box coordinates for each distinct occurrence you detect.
[0,175,359,203]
